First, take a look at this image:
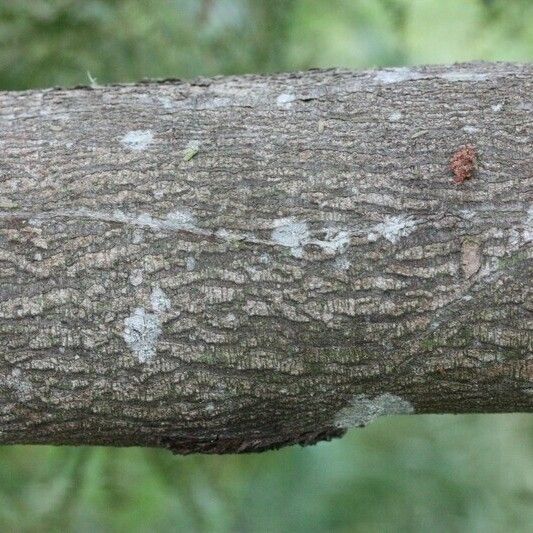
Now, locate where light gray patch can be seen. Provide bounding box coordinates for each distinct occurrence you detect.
[440,71,487,82]
[120,130,153,151]
[159,96,174,110]
[374,68,422,84]
[334,393,414,429]
[334,256,351,271]
[271,218,309,258]
[370,215,418,244]
[388,110,402,121]
[132,229,145,244]
[123,307,162,363]
[164,209,197,230]
[129,269,144,287]
[313,228,350,255]
[276,92,296,108]
[186,256,196,271]
[150,285,171,313]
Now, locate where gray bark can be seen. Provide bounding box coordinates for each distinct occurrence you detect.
[0,62,531,454]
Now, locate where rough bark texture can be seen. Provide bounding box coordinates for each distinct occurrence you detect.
[0,62,531,454]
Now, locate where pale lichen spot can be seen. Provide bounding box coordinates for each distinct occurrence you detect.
[164,209,197,230]
[374,68,420,84]
[334,393,414,429]
[120,130,153,151]
[440,71,487,82]
[462,125,478,134]
[150,285,171,313]
[215,228,230,240]
[158,96,174,110]
[186,256,196,271]
[334,256,351,271]
[123,308,162,363]
[129,269,144,287]
[314,228,350,255]
[271,218,309,258]
[491,103,503,112]
[370,215,418,244]
[388,111,402,122]
[132,228,145,244]
[276,93,296,109]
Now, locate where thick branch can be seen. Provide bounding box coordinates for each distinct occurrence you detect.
[0,62,531,454]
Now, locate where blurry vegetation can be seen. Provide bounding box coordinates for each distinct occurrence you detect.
[1,0,532,89]
[0,415,532,532]
[0,0,532,531]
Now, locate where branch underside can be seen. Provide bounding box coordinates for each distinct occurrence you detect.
[0,62,531,453]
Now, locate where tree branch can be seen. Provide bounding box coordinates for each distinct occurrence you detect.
[0,62,531,454]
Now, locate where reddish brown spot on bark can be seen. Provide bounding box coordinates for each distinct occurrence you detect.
[450,144,477,184]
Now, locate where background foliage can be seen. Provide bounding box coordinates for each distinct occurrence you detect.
[0,0,532,531]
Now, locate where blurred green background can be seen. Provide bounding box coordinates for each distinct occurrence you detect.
[0,0,532,531]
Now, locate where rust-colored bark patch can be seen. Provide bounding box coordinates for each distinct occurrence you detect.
[450,144,477,184]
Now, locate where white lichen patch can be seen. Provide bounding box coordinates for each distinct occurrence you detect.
[129,269,144,287]
[123,308,162,363]
[132,228,145,244]
[158,96,174,110]
[462,125,478,134]
[186,256,196,271]
[150,285,171,313]
[271,218,310,258]
[440,71,487,82]
[388,111,402,122]
[276,92,296,109]
[491,103,503,112]
[334,256,351,271]
[369,215,418,244]
[120,130,153,151]
[334,393,414,429]
[374,68,422,84]
[271,220,351,258]
[313,228,350,255]
[164,209,197,230]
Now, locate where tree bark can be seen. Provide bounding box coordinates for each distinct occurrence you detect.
[0,62,531,454]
